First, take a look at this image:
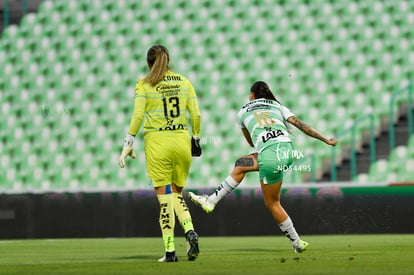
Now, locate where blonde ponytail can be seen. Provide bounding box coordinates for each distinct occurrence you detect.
[144,45,170,86]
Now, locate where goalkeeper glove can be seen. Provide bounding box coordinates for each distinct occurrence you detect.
[119,133,136,168]
[191,136,202,157]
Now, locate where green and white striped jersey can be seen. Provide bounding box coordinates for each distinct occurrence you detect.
[237,98,295,152]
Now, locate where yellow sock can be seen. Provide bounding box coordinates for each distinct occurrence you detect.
[173,192,194,233]
[157,194,175,252]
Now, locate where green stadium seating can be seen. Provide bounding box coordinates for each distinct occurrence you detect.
[0,0,413,192]
[366,136,414,183]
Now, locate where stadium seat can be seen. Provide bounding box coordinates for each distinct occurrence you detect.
[365,135,414,183]
[368,159,389,182]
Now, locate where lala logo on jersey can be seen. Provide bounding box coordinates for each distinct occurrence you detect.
[262,129,284,143]
[159,119,185,131]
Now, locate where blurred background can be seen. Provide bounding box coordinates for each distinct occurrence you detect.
[0,0,413,238]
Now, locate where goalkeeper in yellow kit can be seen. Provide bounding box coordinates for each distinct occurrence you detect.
[119,45,201,262]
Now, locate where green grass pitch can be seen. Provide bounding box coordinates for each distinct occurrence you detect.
[0,235,413,274]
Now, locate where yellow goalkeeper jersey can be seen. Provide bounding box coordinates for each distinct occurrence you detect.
[128,70,201,137]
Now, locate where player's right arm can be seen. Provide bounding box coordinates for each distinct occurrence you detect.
[128,80,146,136]
[241,127,254,147]
[119,80,145,168]
[287,116,338,146]
[237,108,254,147]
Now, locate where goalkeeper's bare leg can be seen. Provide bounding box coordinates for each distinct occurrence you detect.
[189,153,258,213]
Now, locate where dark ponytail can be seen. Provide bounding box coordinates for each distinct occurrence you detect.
[250,81,279,103]
[250,81,293,134]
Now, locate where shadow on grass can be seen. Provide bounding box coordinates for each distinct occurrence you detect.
[114,255,156,260]
[229,248,282,253]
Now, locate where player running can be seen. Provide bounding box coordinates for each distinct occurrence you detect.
[119,45,202,262]
[190,81,337,253]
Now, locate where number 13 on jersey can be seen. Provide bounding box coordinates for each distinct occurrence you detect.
[162,96,180,118]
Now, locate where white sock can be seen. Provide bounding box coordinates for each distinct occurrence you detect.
[278,217,300,242]
[208,176,240,204]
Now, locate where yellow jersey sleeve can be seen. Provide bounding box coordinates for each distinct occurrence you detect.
[186,81,201,137]
[127,71,201,136]
[127,79,146,136]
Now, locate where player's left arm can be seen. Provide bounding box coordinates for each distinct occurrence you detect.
[287,116,337,146]
[186,81,202,156]
[186,81,201,136]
